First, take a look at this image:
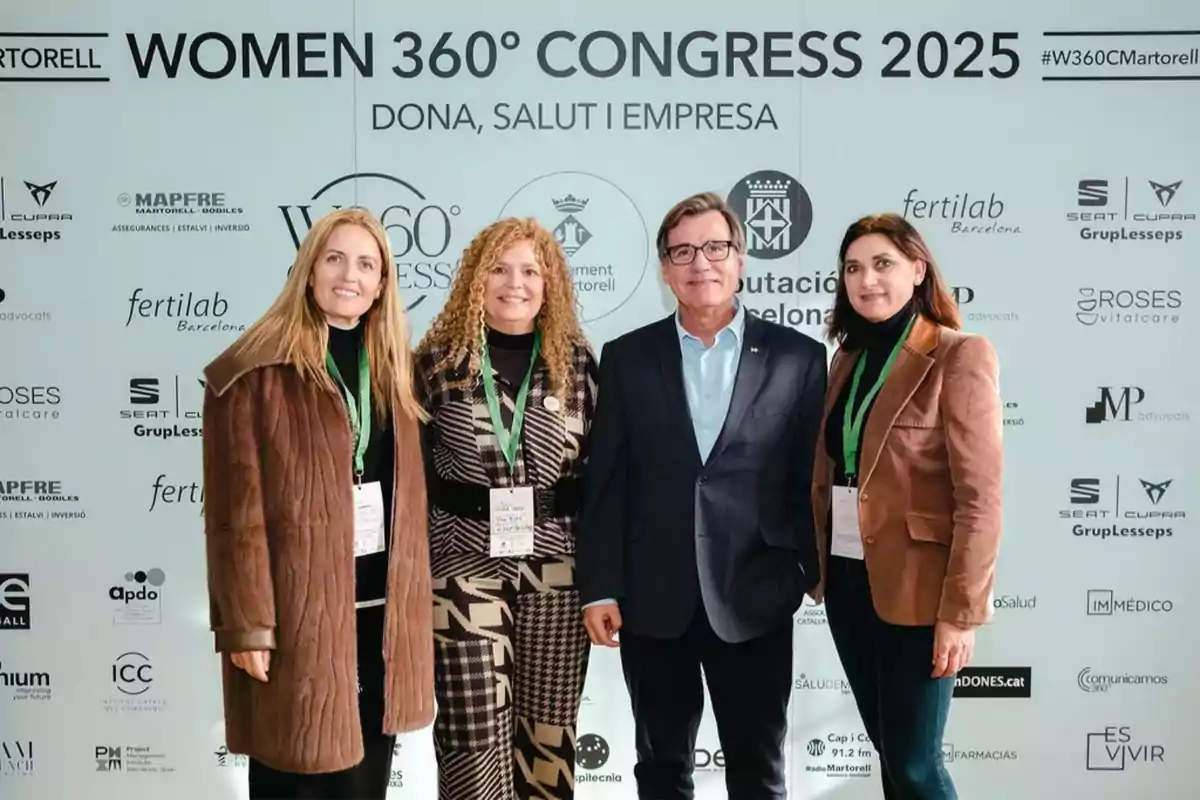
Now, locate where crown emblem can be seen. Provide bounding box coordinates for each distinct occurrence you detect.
[745,178,791,197]
[552,194,588,213]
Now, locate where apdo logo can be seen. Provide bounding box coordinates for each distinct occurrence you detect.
[279,173,461,311]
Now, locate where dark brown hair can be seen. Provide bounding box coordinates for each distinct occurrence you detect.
[655,192,746,260]
[825,212,961,344]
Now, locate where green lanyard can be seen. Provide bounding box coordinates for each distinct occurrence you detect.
[841,316,915,484]
[325,346,372,481]
[480,330,541,470]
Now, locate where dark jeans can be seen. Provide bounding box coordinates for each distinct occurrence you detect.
[248,605,396,800]
[619,604,793,800]
[825,556,957,800]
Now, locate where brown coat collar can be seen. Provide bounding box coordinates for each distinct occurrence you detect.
[822,314,941,488]
[203,331,293,398]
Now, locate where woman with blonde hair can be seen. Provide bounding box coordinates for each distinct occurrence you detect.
[415,216,597,800]
[201,207,434,799]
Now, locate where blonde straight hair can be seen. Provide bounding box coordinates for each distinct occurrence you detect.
[230,207,426,423]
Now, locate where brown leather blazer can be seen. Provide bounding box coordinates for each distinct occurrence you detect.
[811,315,1003,628]
[202,332,434,774]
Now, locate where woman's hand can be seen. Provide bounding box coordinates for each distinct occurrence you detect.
[230,650,271,682]
[931,621,974,679]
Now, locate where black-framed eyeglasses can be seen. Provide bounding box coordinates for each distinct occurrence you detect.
[664,239,736,266]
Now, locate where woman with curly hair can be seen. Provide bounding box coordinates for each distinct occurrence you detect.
[415,216,598,800]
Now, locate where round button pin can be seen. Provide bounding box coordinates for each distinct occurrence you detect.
[543,395,561,412]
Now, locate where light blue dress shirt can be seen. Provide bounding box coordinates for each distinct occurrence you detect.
[675,299,746,462]
[582,302,747,611]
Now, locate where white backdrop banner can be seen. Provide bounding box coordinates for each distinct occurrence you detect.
[1,0,1197,797]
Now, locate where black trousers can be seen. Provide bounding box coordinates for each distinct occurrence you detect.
[248,605,396,800]
[825,555,957,800]
[619,604,793,800]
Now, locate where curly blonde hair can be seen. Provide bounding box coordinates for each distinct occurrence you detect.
[418,217,587,398]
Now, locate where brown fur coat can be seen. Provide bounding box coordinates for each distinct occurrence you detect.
[201,332,433,774]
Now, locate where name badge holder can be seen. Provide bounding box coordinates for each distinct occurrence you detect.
[481,331,542,558]
[833,316,915,561]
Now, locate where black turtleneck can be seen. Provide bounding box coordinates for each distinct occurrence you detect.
[824,300,915,487]
[485,327,538,428]
[327,323,394,606]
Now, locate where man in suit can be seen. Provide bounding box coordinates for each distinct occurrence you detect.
[577,191,829,799]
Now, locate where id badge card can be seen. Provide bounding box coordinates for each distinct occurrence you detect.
[489,486,535,558]
[831,486,864,560]
[353,481,386,557]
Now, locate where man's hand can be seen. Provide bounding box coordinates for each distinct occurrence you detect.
[583,603,623,647]
[806,582,825,606]
[230,650,270,682]
[932,621,975,679]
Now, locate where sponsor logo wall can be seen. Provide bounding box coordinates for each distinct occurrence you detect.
[0,1,1193,798]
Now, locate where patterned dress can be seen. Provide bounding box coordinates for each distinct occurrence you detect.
[416,329,598,800]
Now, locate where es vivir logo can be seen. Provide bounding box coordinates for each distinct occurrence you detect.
[280,172,462,313]
[1086,726,1164,771]
[1068,177,1193,244]
[1062,475,1182,542]
[120,377,203,440]
[0,177,72,243]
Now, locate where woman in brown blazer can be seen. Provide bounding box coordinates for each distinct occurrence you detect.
[201,207,434,799]
[810,213,1003,799]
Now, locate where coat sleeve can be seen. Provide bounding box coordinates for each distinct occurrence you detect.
[202,371,277,652]
[787,340,828,588]
[576,339,627,605]
[938,335,1004,628]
